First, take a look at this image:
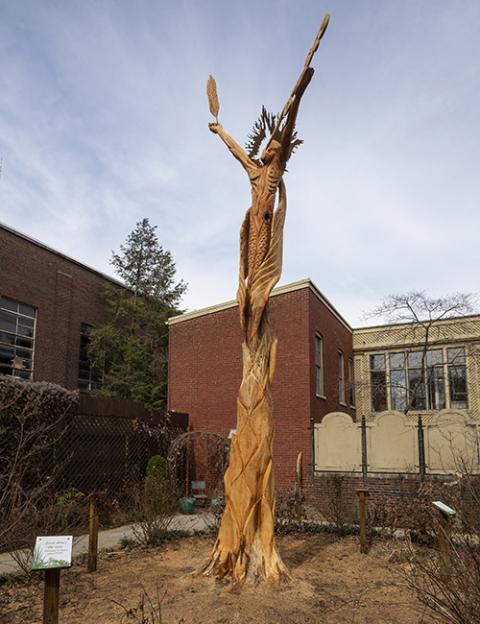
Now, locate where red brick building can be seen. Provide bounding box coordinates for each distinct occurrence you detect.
[0,222,119,390]
[167,280,355,489]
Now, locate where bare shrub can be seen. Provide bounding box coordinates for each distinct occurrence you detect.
[8,492,86,575]
[322,475,348,531]
[112,585,167,623]
[275,488,307,534]
[368,482,439,543]
[0,378,77,554]
[131,476,177,546]
[407,531,480,623]
[404,474,480,623]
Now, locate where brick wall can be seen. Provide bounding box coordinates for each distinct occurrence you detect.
[168,282,354,489]
[0,225,118,390]
[306,472,456,522]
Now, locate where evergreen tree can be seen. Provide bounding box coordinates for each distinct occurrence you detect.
[88,218,187,409]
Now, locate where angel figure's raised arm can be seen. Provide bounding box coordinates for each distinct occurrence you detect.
[209,122,257,178]
[278,67,314,165]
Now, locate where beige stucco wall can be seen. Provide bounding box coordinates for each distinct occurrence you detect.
[314,410,480,475]
[314,316,480,475]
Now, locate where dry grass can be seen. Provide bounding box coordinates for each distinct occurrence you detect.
[1,533,435,624]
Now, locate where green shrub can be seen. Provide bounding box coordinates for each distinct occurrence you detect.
[56,488,85,507]
[146,455,167,481]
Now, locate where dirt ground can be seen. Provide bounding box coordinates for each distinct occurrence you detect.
[1,533,434,624]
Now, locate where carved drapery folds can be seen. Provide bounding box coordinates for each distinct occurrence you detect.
[204,181,288,583]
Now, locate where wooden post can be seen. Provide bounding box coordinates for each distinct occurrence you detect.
[432,501,456,579]
[43,568,60,624]
[357,488,369,554]
[87,495,99,573]
[417,415,426,483]
[361,415,368,488]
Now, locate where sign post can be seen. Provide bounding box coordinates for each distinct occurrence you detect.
[356,488,369,554]
[32,535,73,624]
[88,494,99,573]
[44,568,61,624]
[432,501,456,578]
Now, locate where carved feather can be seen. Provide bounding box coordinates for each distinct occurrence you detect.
[207,75,220,120]
[246,106,302,162]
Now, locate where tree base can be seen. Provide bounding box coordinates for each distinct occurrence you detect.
[203,533,291,584]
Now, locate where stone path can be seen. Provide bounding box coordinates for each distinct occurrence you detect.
[0,512,214,576]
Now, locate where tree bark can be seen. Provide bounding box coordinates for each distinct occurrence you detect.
[204,181,289,583]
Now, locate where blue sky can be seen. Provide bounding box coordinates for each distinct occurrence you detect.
[1,1,479,325]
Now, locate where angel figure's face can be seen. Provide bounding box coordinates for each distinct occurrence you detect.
[261,140,281,165]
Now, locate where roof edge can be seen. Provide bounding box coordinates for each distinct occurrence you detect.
[353,313,480,334]
[0,221,125,288]
[167,278,352,331]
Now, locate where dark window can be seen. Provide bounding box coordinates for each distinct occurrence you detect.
[0,297,36,379]
[448,347,468,409]
[314,334,324,397]
[338,351,346,404]
[348,359,355,406]
[78,324,103,391]
[370,354,387,412]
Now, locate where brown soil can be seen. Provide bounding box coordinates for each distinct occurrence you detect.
[1,533,434,624]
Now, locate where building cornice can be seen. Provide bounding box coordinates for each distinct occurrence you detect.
[353,314,480,334]
[167,278,352,331]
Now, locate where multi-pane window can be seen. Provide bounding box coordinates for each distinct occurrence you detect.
[370,354,387,412]
[0,296,36,379]
[314,334,324,397]
[338,351,346,404]
[78,324,102,391]
[448,347,468,409]
[389,350,446,411]
[370,346,467,412]
[348,359,355,406]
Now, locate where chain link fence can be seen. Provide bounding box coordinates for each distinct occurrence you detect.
[56,395,188,496]
[1,378,188,556]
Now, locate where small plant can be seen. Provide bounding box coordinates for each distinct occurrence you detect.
[0,572,19,587]
[119,536,137,549]
[146,456,167,482]
[56,488,85,507]
[111,584,167,623]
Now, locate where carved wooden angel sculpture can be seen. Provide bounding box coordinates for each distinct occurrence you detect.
[204,14,330,583]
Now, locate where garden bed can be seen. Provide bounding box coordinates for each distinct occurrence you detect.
[1,533,433,624]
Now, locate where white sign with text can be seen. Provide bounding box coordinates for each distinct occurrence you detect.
[32,536,73,570]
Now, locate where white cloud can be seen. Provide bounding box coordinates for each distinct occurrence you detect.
[0,0,479,326]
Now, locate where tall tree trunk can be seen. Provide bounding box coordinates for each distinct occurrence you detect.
[204,181,289,583]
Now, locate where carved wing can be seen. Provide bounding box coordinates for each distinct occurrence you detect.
[236,209,250,332]
[246,179,287,346]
